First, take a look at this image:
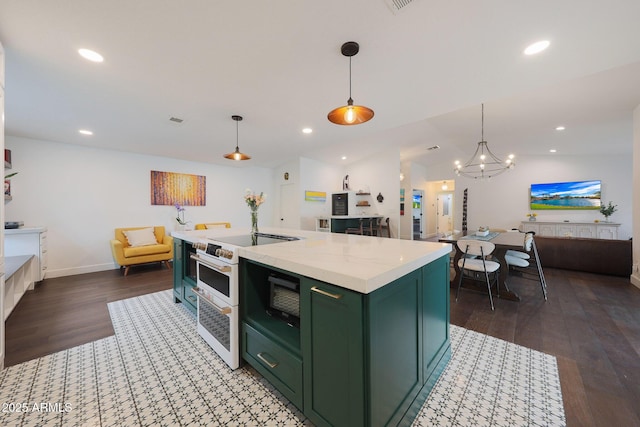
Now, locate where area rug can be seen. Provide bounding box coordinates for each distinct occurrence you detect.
[0,290,565,426]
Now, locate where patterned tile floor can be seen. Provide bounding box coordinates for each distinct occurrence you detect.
[0,290,565,426]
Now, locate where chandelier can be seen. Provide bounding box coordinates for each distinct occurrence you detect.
[454,104,514,179]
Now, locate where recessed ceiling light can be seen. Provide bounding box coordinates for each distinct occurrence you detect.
[78,48,104,63]
[302,128,313,134]
[78,129,93,135]
[341,156,347,160]
[555,126,565,131]
[524,40,550,55]
[550,149,557,153]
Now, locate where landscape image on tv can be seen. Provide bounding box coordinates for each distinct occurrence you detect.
[530,180,601,210]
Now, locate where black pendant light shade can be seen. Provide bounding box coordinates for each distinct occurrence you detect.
[224,115,251,161]
[328,41,374,125]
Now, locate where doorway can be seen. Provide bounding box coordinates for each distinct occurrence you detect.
[412,190,424,240]
[436,192,454,237]
[278,183,297,229]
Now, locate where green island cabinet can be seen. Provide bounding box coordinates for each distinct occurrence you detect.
[240,254,450,427]
[173,238,198,314]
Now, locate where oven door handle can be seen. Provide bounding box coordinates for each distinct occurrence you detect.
[190,254,232,273]
[192,287,232,315]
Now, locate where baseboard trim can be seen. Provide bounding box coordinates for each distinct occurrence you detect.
[44,263,117,279]
[631,272,640,289]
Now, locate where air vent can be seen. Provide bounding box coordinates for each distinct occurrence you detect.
[384,0,416,14]
[169,117,184,124]
[427,145,440,151]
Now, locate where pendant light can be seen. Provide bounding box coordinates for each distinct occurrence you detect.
[224,115,251,161]
[327,41,374,125]
[454,104,514,179]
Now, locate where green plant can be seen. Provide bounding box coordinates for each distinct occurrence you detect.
[600,201,617,218]
[4,172,18,179]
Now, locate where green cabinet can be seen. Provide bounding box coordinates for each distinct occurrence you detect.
[173,238,197,314]
[241,255,451,427]
[301,280,365,427]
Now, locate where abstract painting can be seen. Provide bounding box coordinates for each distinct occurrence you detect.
[151,170,206,206]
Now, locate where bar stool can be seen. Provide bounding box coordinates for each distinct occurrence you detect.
[376,217,391,238]
[345,218,374,235]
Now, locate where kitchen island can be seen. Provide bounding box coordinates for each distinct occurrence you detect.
[172,228,451,427]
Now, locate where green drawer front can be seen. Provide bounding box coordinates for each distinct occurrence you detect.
[243,322,303,410]
[183,281,198,312]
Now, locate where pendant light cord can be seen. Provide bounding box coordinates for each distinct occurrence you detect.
[349,56,352,100]
[236,119,239,150]
[481,103,484,141]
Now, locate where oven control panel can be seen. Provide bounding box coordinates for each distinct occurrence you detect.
[194,241,234,260]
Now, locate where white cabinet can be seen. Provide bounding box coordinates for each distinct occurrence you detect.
[5,227,48,281]
[3,255,35,321]
[520,221,620,240]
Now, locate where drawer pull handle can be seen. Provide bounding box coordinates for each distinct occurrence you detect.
[311,286,342,300]
[192,287,232,315]
[257,352,279,369]
[190,254,232,272]
[187,295,197,303]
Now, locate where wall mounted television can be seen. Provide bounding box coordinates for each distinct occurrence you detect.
[530,180,601,210]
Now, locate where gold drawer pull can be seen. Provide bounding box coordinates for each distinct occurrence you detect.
[311,286,342,300]
[257,352,279,369]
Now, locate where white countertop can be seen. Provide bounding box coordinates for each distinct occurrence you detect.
[5,226,47,234]
[173,227,451,294]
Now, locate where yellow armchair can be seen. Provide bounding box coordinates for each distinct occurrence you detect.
[110,226,173,276]
[194,222,231,230]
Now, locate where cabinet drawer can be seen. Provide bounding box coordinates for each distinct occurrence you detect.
[183,283,198,310]
[243,322,303,410]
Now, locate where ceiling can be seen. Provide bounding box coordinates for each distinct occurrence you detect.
[1,0,639,170]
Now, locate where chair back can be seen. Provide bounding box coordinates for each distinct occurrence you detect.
[524,233,534,252]
[457,239,495,257]
[195,222,231,230]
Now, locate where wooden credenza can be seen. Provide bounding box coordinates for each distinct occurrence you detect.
[521,221,620,240]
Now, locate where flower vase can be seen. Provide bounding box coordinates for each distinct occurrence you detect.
[528,216,536,222]
[251,207,259,236]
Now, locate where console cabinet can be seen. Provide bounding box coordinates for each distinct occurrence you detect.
[522,221,620,239]
[240,255,451,427]
[5,227,48,281]
[172,238,197,314]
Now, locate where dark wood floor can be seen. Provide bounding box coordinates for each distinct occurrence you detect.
[4,263,172,367]
[4,263,640,427]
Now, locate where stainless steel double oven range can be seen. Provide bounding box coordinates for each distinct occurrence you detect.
[191,232,298,369]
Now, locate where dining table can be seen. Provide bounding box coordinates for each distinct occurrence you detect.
[439,231,529,302]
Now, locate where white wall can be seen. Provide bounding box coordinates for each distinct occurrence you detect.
[5,136,275,278]
[298,157,342,230]
[422,153,633,240]
[345,148,401,238]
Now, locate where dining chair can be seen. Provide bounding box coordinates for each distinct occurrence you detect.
[504,232,548,300]
[456,239,501,310]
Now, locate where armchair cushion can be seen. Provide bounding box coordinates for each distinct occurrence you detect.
[124,243,172,258]
[123,227,158,247]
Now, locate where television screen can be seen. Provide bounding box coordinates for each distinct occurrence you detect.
[530,180,601,210]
